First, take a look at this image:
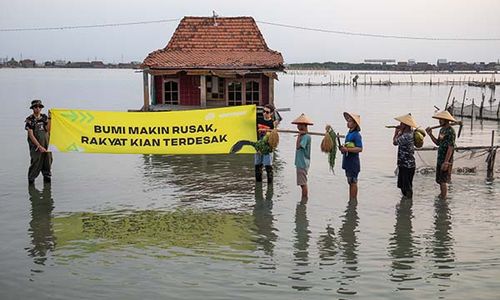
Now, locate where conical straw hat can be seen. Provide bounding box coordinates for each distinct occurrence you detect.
[343,112,361,129]
[432,110,457,122]
[291,113,314,125]
[394,113,418,128]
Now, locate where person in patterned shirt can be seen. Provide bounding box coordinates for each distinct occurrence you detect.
[426,111,456,199]
[392,113,418,198]
[25,99,52,185]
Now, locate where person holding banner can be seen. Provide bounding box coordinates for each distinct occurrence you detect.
[25,100,53,185]
[255,104,279,183]
[292,114,313,204]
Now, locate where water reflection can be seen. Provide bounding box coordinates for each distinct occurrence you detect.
[141,154,260,207]
[53,209,256,259]
[317,225,337,265]
[290,203,312,291]
[430,199,455,280]
[27,184,55,266]
[388,197,421,286]
[337,199,360,296]
[253,184,277,257]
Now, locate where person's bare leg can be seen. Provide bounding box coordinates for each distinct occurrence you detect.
[349,182,358,201]
[439,183,447,199]
[301,185,308,204]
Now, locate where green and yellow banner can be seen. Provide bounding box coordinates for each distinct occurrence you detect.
[49,105,257,154]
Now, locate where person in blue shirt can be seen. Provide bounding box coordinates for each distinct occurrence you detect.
[340,112,363,202]
[292,114,313,204]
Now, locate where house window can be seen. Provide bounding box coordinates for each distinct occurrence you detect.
[245,80,260,105]
[227,81,243,106]
[163,80,179,105]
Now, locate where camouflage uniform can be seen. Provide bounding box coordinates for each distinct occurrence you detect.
[25,113,53,183]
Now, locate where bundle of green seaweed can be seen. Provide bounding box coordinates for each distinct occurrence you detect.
[321,126,338,172]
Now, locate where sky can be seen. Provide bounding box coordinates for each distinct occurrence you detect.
[1,0,500,64]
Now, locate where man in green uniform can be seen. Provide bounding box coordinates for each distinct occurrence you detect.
[25,99,53,185]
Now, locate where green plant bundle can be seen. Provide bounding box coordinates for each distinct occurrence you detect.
[328,129,337,172]
[253,134,273,155]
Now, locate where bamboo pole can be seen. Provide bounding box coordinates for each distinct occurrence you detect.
[444,86,454,109]
[460,90,466,116]
[487,130,496,181]
[275,129,345,138]
[471,98,475,131]
[416,145,495,151]
[480,93,485,119]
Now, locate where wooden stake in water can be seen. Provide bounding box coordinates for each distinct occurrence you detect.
[487,130,496,181]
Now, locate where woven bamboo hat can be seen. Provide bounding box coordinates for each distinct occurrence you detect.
[394,113,418,128]
[292,113,314,125]
[432,110,457,122]
[343,112,361,129]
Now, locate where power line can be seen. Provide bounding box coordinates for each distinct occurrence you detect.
[256,20,500,41]
[0,18,180,32]
[1,17,499,41]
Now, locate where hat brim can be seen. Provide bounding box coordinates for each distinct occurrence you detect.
[394,115,418,128]
[30,104,44,109]
[432,115,457,122]
[343,112,361,129]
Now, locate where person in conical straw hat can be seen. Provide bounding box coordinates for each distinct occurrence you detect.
[340,112,363,202]
[392,113,418,198]
[292,113,313,204]
[425,110,457,199]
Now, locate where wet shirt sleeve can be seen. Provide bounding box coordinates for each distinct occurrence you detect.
[353,131,363,148]
[25,116,35,131]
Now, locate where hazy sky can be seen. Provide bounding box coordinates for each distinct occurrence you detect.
[1,0,499,63]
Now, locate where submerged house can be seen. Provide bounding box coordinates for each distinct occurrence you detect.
[140,16,284,111]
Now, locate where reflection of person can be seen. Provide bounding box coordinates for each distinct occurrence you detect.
[339,200,359,266]
[292,114,313,203]
[431,199,455,279]
[392,113,418,198]
[253,184,277,256]
[389,197,418,281]
[340,112,363,201]
[255,104,279,183]
[317,225,337,261]
[291,202,311,291]
[337,199,360,294]
[25,99,52,185]
[28,184,55,265]
[425,111,456,199]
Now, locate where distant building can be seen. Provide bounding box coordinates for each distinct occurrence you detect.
[364,59,396,65]
[141,16,284,111]
[408,59,416,66]
[20,59,36,68]
[54,60,67,67]
[90,61,105,68]
[437,59,448,65]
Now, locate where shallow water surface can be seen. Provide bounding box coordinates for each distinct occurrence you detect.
[0,69,499,299]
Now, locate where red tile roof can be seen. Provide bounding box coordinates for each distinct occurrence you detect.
[143,17,284,70]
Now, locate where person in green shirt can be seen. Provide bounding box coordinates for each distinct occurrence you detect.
[292,114,313,204]
[426,111,456,199]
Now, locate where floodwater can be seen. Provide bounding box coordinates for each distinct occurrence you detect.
[1,69,499,299]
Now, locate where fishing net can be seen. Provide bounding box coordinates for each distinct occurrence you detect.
[415,147,500,176]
